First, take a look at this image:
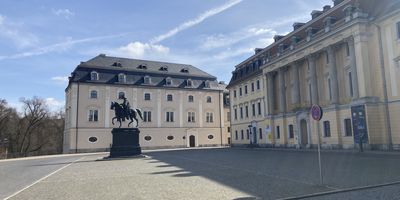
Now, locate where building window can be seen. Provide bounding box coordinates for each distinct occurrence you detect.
[90,90,97,99]
[239,87,242,96]
[234,109,238,120]
[246,130,250,140]
[187,79,193,87]
[144,93,151,101]
[276,126,280,139]
[143,111,152,122]
[206,112,214,123]
[118,92,125,99]
[348,72,353,97]
[289,125,294,138]
[144,136,152,141]
[206,96,212,103]
[256,80,260,90]
[235,131,238,140]
[165,77,172,86]
[346,42,350,57]
[188,95,194,102]
[245,85,248,94]
[208,135,214,140]
[245,106,249,118]
[328,78,332,100]
[257,102,261,115]
[88,137,98,143]
[240,107,243,119]
[234,90,237,98]
[241,130,244,140]
[259,128,263,139]
[90,71,98,81]
[166,112,174,122]
[144,76,151,84]
[252,104,256,117]
[325,52,329,64]
[227,127,231,132]
[344,118,352,136]
[167,94,173,101]
[188,112,195,122]
[167,136,174,140]
[397,22,400,39]
[251,82,255,92]
[118,73,126,83]
[227,112,231,122]
[88,109,98,122]
[323,121,331,137]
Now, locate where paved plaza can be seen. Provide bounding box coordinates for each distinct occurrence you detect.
[1,148,400,200]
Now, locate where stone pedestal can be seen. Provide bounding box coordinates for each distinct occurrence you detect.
[109,128,141,157]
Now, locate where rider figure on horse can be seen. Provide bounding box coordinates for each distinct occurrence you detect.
[121,97,130,120]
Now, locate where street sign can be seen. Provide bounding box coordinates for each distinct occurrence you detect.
[311,105,323,121]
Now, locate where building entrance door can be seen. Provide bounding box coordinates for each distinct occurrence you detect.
[189,135,196,147]
[300,119,308,146]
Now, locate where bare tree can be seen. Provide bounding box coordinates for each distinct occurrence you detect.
[16,97,49,156]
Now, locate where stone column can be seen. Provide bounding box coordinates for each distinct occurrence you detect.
[308,55,319,105]
[327,45,339,104]
[267,73,275,115]
[348,38,359,99]
[292,62,301,105]
[278,69,286,113]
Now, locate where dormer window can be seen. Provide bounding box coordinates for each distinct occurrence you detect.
[138,64,148,69]
[90,71,98,81]
[118,73,126,83]
[187,79,193,87]
[112,62,122,67]
[144,76,151,84]
[306,27,317,42]
[181,67,189,73]
[165,77,172,86]
[159,66,168,71]
[323,17,336,32]
[204,80,210,88]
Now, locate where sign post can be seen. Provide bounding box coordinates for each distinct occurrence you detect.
[311,105,324,185]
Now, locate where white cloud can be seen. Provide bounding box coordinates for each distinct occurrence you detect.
[45,98,65,112]
[0,14,39,48]
[0,33,128,60]
[52,9,75,19]
[51,76,69,84]
[117,41,170,59]
[150,0,242,44]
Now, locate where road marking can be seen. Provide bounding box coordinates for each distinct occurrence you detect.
[277,180,400,200]
[3,156,85,200]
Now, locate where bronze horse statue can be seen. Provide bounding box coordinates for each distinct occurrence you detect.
[110,102,143,128]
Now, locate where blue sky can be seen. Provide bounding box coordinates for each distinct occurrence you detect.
[0,0,331,111]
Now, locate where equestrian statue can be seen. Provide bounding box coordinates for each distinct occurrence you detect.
[110,97,143,128]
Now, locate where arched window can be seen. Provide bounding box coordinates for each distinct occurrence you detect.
[90,90,98,99]
[90,71,98,81]
[187,79,193,87]
[118,92,125,99]
[118,73,126,83]
[144,76,151,84]
[165,77,172,86]
[206,96,212,103]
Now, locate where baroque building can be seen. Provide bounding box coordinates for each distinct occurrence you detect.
[228,0,400,150]
[64,54,230,153]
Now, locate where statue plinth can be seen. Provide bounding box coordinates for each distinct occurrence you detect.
[109,128,141,157]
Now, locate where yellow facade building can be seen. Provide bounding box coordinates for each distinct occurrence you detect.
[228,0,400,150]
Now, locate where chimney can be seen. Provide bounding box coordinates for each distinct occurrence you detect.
[254,48,263,54]
[333,0,344,6]
[99,53,106,57]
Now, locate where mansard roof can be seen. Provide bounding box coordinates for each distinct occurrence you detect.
[68,55,224,91]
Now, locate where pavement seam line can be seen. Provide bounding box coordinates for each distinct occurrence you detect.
[3,156,85,200]
[277,180,400,200]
